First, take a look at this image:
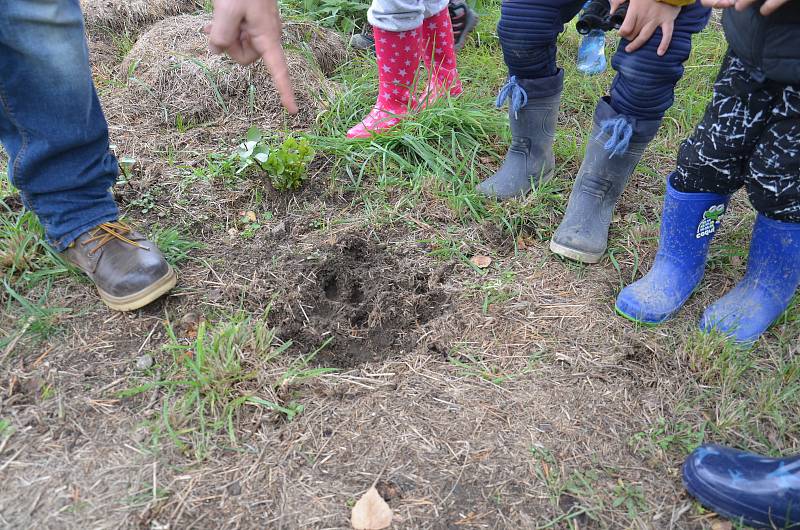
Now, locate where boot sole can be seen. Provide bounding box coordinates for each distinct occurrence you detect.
[549,240,604,264]
[97,267,177,312]
[614,280,707,327]
[614,305,662,326]
[478,168,555,201]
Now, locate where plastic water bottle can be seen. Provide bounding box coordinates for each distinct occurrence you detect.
[577,29,607,75]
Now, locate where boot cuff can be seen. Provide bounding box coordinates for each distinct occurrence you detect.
[496,70,563,113]
[667,173,731,202]
[593,97,661,147]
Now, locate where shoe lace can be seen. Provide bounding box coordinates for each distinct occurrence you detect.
[496,76,528,118]
[600,115,633,158]
[82,221,144,255]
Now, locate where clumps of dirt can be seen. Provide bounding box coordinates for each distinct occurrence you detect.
[81,0,201,34]
[274,236,450,368]
[118,14,340,127]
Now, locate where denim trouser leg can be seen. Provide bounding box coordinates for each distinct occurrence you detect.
[0,0,119,251]
[497,0,711,127]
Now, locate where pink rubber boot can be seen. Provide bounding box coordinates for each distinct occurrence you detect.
[346,26,423,138]
[417,7,463,109]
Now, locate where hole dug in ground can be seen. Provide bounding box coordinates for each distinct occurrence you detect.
[275,236,449,368]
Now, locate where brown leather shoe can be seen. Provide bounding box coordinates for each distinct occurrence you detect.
[61,221,176,311]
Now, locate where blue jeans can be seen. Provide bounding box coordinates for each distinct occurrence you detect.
[0,0,119,251]
[497,0,711,135]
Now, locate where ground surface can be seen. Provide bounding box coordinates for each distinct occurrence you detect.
[1,4,798,530]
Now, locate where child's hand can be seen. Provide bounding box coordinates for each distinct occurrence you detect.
[206,0,297,114]
[612,0,681,56]
[702,0,792,15]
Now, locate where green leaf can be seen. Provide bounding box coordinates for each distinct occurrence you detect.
[246,126,262,142]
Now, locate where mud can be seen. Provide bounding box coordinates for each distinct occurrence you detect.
[274,236,449,368]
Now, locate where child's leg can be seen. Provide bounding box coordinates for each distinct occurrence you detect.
[367,0,427,32]
[416,0,462,108]
[476,0,584,199]
[347,0,426,138]
[672,53,776,196]
[496,0,584,80]
[700,82,800,343]
[608,2,711,124]
[550,2,712,263]
[614,51,772,325]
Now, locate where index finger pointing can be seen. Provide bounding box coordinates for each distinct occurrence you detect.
[261,45,298,114]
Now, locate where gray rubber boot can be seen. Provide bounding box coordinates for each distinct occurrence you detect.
[550,100,660,263]
[477,74,563,200]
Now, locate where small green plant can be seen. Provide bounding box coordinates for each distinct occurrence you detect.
[630,417,705,457]
[40,383,55,401]
[299,0,370,33]
[232,128,316,191]
[611,481,647,519]
[238,211,263,239]
[0,419,13,438]
[150,226,205,266]
[529,445,562,500]
[129,190,157,214]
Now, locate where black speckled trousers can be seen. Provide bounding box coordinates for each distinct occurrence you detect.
[672,52,800,222]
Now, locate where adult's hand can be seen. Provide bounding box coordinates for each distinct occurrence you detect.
[206,0,298,114]
[612,0,681,56]
[701,0,792,15]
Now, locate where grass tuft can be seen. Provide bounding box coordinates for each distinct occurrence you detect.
[121,314,335,459]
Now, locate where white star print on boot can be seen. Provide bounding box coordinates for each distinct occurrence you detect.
[416,7,463,110]
[347,26,424,139]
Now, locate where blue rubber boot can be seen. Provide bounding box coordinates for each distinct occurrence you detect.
[700,214,800,344]
[683,444,800,529]
[615,177,729,324]
[577,29,607,75]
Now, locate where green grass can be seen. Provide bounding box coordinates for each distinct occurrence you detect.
[150,226,205,266]
[0,203,72,351]
[0,190,200,351]
[120,314,335,460]
[684,331,800,454]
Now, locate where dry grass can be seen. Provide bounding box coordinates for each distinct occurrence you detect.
[283,21,350,78]
[81,0,203,34]
[119,14,340,127]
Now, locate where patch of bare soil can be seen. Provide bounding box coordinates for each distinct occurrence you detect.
[273,235,451,368]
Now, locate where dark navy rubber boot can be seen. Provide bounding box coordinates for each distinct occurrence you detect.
[476,72,563,200]
[550,99,661,263]
[615,176,729,324]
[701,214,800,344]
[683,444,800,529]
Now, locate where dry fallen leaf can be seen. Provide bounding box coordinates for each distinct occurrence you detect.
[711,520,732,530]
[470,255,492,269]
[351,487,392,530]
[516,236,532,250]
